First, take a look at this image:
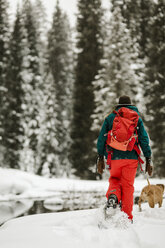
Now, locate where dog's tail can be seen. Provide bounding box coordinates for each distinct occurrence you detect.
[147,178,150,186]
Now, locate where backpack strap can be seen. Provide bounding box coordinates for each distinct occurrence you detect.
[113,110,119,116]
[133,144,144,172]
[133,128,144,172]
[106,144,113,169]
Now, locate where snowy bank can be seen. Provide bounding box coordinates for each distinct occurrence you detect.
[0,168,165,201]
[0,202,165,248]
[0,168,108,201]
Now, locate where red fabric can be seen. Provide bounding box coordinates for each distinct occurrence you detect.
[107,151,113,167]
[133,144,144,171]
[107,108,139,151]
[112,108,139,142]
[106,159,138,220]
[106,130,112,146]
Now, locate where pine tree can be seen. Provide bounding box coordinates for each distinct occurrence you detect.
[2,7,24,169]
[0,0,10,167]
[92,6,139,133]
[47,0,74,176]
[145,0,165,176]
[70,0,103,179]
[111,0,154,57]
[31,0,53,176]
[36,71,59,177]
[33,0,48,73]
[19,0,42,173]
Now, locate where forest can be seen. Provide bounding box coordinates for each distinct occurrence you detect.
[0,0,164,179]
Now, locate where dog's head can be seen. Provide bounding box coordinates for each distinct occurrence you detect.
[156,184,165,193]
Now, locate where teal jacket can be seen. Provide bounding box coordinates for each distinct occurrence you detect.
[97,105,151,160]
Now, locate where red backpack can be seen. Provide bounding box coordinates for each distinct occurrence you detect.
[106,107,139,151]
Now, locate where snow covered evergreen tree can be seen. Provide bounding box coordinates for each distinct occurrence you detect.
[70,0,104,179]
[19,0,43,173]
[2,7,24,169]
[30,0,54,176]
[145,0,165,176]
[0,0,10,167]
[117,0,155,113]
[47,0,74,176]
[112,0,154,57]
[32,0,48,74]
[36,71,60,177]
[92,6,139,132]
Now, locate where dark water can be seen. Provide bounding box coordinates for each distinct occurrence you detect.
[0,192,140,226]
[0,191,106,225]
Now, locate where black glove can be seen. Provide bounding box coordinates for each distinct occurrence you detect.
[145,157,153,176]
[97,155,105,175]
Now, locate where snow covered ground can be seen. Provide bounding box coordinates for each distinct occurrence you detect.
[0,203,165,248]
[0,168,165,248]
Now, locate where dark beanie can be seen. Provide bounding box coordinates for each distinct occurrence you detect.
[118,95,131,105]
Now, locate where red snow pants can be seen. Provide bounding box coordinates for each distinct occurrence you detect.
[106,159,138,220]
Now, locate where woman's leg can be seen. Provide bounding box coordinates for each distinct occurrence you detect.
[106,160,122,203]
[120,159,138,220]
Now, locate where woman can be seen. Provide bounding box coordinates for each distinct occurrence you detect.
[97,95,152,220]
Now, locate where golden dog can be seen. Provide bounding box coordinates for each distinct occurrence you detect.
[138,179,164,211]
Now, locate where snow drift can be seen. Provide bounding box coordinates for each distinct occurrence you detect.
[0,203,165,248]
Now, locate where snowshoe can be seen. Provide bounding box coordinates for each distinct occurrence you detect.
[98,195,119,229]
[106,194,118,209]
[104,194,118,220]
